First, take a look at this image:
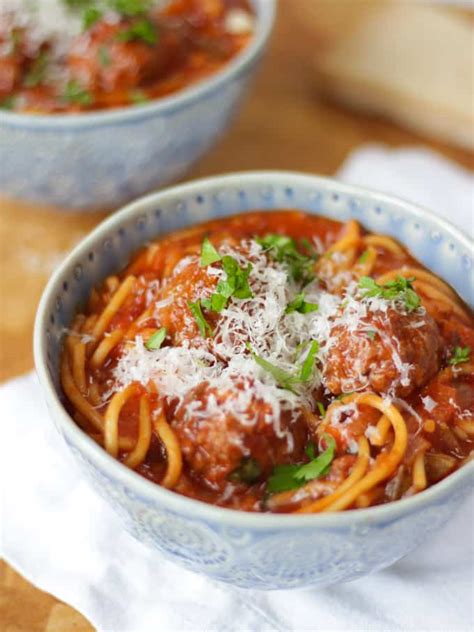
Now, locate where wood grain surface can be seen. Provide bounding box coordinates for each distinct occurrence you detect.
[1,3,472,631]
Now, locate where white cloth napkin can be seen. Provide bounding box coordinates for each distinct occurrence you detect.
[2,146,474,632]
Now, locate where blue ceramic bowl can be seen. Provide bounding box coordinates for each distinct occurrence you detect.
[0,1,274,210]
[34,172,474,589]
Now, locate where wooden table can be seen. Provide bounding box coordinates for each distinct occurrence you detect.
[1,4,472,630]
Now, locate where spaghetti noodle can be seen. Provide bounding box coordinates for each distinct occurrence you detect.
[61,210,473,512]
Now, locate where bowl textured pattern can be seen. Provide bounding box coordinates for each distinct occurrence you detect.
[36,172,474,589]
[0,1,274,210]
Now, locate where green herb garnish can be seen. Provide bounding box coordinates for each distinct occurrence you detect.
[83,7,102,29]
[62,80,93,106]
[358,249,369,264]
[98,45,111,67]
[228,457,262,484]
[366,330,376,340]
[298,340,319,382]
[24,51,49,88]
[285,292,318,315]
[248,340,319,391]
[256,233,316,285]
[200,237,222,266]
[117,18,157,45]
[316,401,326,417]
[267,435,336,493]
[249,348,299,393]
[129,89,150,104]
[188,300,213,337]
[112,0,152,16]
[358,275,420,311]
[0,95,16,110]
[145,327,167,350]
[448,346,471,366]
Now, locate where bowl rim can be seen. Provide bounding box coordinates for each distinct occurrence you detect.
[34,170,474,529]
[0,0,275,130]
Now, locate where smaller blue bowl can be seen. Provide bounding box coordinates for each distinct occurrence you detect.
[34,171,474,590]
[0,1,274,210]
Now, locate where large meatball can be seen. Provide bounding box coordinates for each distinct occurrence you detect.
[155,256,218,342]
[323,306,442,397]
[173,382,308,490]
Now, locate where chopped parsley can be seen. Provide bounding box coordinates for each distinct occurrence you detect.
[249,348,299,393]
[83,7,102,29]
[358,275,421,311]
[267,435,336,493]
[24,51,49,88]
[298,340,319,382]
[448,346,471,366]
[201,250,253,313]
[366,330,376,340]
[98,45,111,67]
[145,327,167,350]
[256,233,316,285]
[200,237,221,266]
[285,292,318,315]
[316,401,326,417]
[117,18,157,45]
[358,249,369,264]
[62,80,93,106]
[112,0,153,16]
[129,89,150,105]
[0,95,16,110]
[248,340,319,392]
[188,300,213,337]
[228,457,262,484]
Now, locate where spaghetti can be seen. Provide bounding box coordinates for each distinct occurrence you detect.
[61,210,473,512]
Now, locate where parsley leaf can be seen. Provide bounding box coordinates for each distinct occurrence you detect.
[117,18,157,45]
[24,51,49,87]
[249,347,299,393]
[358,249,369,264]
[358,275,420,311]
[298,340,319,382]
[129,89,149,104]
[285,292,318,314]
[316,401,326,416]
[256,233,316,285]
[188,300,213,337]
[267,435,336,493]
[112,0,152,16]
[249,340,319,391]
[62,80,93,106]
[145,327,166,350]
[449,346,471,366]
[366,330,376,340]
[0,95,16,110]
[228,457,262,484]
[83,7,102,29]
[98,45,111,67]
[202,254,253,314]
[200,237,221,266]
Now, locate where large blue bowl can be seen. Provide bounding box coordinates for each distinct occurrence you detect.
[0,1,274,210]
[34,172,474,589]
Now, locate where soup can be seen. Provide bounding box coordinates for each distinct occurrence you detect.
[0,0,254,113]
[61,211,473,512]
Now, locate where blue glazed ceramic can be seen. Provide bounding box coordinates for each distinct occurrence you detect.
[0,1,274,210]
[34,172,474,590]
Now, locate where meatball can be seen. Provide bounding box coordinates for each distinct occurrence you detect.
[323,306,442,397]
[173,382,308,490]
[68,20,184,93]
[155,256,218,343]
